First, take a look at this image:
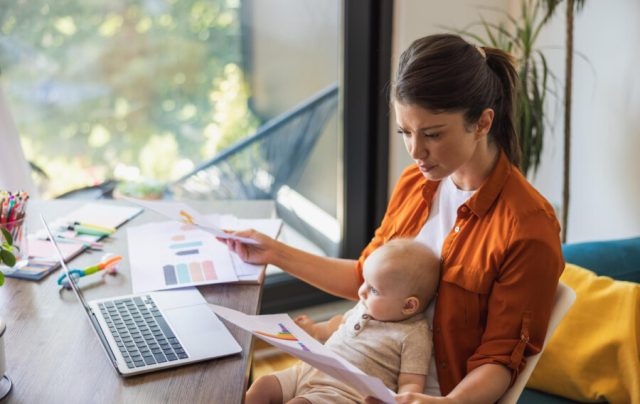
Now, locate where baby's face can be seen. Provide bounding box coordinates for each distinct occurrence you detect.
[358,258,412,322]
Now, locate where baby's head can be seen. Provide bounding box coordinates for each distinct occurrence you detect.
[358,239,440,322]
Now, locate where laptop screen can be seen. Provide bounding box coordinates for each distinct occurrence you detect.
[40,214,92,311]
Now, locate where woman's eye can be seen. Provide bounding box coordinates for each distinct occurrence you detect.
[424,132,440,138]
[370,287,378,295]
[396,129,408,136]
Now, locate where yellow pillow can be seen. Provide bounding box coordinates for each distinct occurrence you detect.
[527,264,640,403]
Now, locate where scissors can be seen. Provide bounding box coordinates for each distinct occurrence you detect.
[57,255,123,288]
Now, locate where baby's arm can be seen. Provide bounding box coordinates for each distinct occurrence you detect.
[397,372,426,394]
[294,313,345,343]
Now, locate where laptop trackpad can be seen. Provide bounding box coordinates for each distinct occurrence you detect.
[165,304,241,358]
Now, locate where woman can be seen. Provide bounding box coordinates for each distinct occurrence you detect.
[221,34,563,403]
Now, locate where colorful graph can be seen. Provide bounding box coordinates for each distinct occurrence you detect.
[163,260,217,286]
[255,323,310,351]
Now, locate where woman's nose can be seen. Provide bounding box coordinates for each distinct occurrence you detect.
[407,135,426,160]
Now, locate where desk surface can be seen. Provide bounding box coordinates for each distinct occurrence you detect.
[0,199,274,403]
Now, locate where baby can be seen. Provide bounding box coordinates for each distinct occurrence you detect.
[246,238,441,404]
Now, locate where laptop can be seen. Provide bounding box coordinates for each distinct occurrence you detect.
[41,214,241,376]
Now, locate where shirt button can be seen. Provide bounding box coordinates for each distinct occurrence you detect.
[454,226,460,233]
[354,324,361,330]
[460,206,468,214]
[440,362,448,369]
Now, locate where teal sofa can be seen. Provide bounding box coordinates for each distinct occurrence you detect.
[519,236,640,403]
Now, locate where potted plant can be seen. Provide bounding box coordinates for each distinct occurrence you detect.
[1,226,18,279]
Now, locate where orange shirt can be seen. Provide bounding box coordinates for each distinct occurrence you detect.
[356,151,564,395]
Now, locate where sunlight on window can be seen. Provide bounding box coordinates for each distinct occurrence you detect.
[0,0,259,198]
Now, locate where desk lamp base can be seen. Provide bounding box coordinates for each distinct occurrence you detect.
[0,375,12,399]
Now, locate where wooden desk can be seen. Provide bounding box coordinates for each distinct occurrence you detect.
[0,199,274,403]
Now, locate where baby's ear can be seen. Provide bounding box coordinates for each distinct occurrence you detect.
[402,296,420,315]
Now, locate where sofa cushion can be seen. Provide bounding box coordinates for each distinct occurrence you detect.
[562,237,640,282]
[526,263,640,403]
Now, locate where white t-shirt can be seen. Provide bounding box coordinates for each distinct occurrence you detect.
[414,176,475,396]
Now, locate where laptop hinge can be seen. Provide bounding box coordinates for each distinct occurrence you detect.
[89,309,121,373]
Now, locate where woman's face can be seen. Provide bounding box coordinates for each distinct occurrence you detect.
[394,102,492,186]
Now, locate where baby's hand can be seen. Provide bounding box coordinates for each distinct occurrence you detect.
[294,315,318,338]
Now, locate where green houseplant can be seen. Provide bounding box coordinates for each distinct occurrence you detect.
[0,227,18,285]
[454,0,559,177]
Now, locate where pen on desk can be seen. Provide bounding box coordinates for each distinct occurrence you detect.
[72,222,116,234]
[55,235,104,250]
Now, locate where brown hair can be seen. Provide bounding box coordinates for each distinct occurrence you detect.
[394,34,521,167]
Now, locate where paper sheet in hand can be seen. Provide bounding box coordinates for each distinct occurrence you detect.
[123,198,258,244]
[209,304,396,403]
[209,214,282,282]
[128,221,239,293]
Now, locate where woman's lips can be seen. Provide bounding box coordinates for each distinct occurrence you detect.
[418,163,436,173]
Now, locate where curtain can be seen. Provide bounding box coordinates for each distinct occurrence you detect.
[0,84,37,197]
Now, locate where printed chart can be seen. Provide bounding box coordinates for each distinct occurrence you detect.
[128,221,238,293]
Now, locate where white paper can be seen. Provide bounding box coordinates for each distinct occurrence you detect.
[123,198,258,244]
[209,304,396,403]
[209,214,282,281]
[128,221,239,293]
[60,202,142,229]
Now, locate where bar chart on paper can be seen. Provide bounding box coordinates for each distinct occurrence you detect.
[128,221,238,293]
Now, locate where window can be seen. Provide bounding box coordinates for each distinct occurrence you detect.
[1,0,257,197]
[1,0,392,312]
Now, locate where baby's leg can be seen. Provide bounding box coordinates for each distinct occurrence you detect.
[245,375,283,404]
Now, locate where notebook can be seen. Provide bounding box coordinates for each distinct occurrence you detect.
[4,203,143,281]
[41,213,241,376]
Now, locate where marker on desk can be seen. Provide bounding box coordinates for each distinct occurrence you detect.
[73,222,116,234]
[67,224,113,237]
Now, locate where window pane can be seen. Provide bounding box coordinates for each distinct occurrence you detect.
[1,0,343,256]
[1,0,257,197]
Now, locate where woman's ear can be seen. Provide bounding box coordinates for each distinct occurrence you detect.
[402,296,420,315]
[475,108,494,139]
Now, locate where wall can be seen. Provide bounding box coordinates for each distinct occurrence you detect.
[390,0,640,243]
[533,0,640,242]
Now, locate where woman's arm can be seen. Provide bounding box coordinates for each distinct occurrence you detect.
[220,230,361,300]
[393,364,510,403]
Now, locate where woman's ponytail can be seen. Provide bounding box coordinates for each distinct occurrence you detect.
[483,47,521,168]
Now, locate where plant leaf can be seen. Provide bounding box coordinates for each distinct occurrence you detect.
[0,271,4,286]
[0,249,16,268]
[1,227,12,246]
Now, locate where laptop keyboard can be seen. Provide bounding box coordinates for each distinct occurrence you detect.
[98,296,189,369]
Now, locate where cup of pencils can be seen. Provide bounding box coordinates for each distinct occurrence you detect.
[0,191,29,270]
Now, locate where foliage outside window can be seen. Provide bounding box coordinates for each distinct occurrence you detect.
[0,0,259,197]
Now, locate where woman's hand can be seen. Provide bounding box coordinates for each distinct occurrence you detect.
[394,393,452,404]
[217,229,279,265]
[364,394,452,404]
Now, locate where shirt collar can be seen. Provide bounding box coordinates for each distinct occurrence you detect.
[466,150,513,217]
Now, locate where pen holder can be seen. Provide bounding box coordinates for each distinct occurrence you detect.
[0,217,28,271]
